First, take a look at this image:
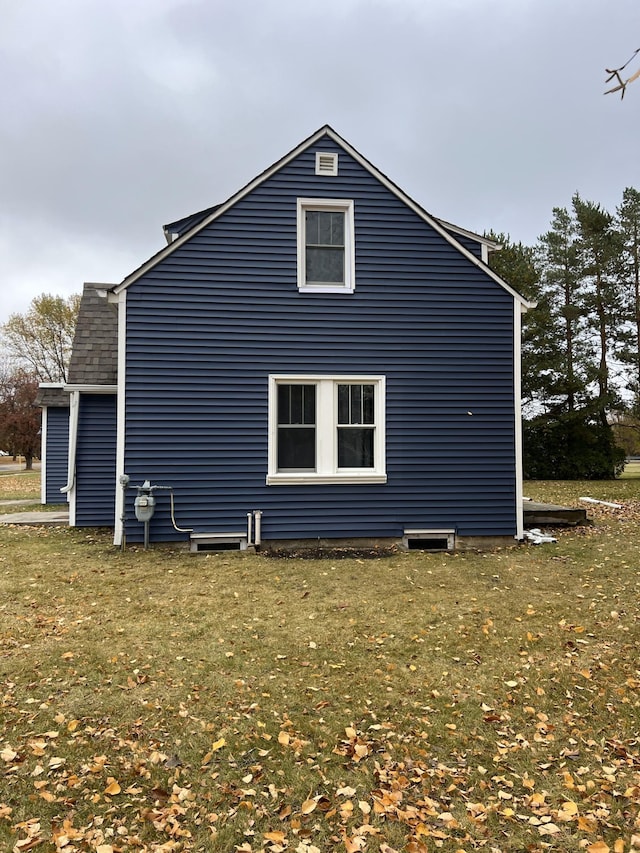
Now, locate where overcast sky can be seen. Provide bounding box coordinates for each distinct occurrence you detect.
[1,0,639,324]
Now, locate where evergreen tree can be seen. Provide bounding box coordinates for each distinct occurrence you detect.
[536,206,588,412]
[572,194,623,425]
[617,187,640,410]
[486,232,542,417]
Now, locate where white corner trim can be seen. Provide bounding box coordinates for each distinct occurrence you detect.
[61,390,79,525]
[113,290,127,546]
[40,407,48,504]
[513,300,524,541]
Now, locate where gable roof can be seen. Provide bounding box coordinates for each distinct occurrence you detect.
[67,283,118,386]
[112,125,532,307]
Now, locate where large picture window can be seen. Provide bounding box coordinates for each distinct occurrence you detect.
[268,375,386,484]
[297,199,355,293]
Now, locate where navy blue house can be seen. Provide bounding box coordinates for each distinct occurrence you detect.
[89,126,532,549]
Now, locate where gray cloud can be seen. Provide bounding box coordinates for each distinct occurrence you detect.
[1,0,638,321]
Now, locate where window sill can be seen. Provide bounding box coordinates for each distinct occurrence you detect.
[297,284,355,294]
[267,473,387,486]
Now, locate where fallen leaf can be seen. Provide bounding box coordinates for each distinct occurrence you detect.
[301,798,317,814]
[264,831,286,844]
[104,778,121,796]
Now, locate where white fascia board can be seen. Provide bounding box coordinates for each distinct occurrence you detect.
[63,384,117,394]
[435,217,502,251]
[113,290,127,547]
[112,126,337,295]
[111,124,533,310]
[322,128,534,309]
[38,382,65,389]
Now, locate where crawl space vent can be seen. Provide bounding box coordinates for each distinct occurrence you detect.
[403,529,455,552]
[316,152,338,176]
[190,532,247,553]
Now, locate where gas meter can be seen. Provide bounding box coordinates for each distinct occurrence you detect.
[134,481,156,523]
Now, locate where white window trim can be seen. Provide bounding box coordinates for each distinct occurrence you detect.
[267,374,386,485]
[297,198,355,293]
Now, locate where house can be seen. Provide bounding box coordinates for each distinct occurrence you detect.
[35,384,69,505]
[71,125,533,549]
[60,283,118,526]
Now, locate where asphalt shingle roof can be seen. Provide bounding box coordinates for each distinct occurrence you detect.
[67,283,118,386]
[34,386,69,407]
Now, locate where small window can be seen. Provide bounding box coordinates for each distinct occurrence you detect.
[297,199,355,293]
[268,375,386,485]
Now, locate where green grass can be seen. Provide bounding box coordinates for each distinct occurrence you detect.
[2,480,640,851]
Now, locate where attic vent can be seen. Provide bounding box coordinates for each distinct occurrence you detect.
[316,152,338,176]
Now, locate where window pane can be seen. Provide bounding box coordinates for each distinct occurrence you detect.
[307,211,344,248]
[337,384,349,424]
[350,385,362,425]
[330,212,344,245]
[338,427,374,468]
[278,384,315,425]
[337,384,375,425]
[303,385,316,424]
[362,385,374,423]
[306,247,344,283]
[317,212,332,245]
[305,211,320,244]
[278,427,315,470]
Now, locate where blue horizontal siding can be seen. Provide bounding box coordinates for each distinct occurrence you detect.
[44,407,69,504]
[75,395,117,527]
[123,136,517,544]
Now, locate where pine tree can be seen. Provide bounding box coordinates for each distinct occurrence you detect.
[617,187,640,410]
[572,194,623,425]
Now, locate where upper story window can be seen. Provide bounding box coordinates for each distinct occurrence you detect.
[297,199,355,293]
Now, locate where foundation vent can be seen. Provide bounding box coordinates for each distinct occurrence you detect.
[403,529,455,552]
[190,532,248,553]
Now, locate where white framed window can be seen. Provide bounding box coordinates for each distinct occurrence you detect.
[267,375,386,485]
[297,198,355,293]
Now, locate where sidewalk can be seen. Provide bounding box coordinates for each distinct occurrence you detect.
[0,501,69,526]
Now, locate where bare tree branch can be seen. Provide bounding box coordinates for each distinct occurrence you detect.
[605,48,640,98]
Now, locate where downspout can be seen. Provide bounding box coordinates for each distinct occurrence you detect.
[113,289,127,547]
[60,390,80,526]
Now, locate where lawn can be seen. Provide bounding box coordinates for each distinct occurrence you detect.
[1,480,640,852]
[0,463,41,513]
